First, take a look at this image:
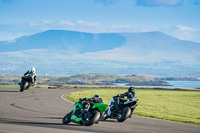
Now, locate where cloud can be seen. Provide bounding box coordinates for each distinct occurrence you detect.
[94,0,119,5]
[76,20,100,27]
[137,0,183,7]
[57,21,75,26]
[174,25,194,39]
[28,20,100,29]
[176,25,194,31]
[160,25,200,43]
[0,0,15,3]
[192,0,200,5]
[112,25,130,29]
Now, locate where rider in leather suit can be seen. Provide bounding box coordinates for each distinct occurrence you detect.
[23,67,37,85]
[79,94,103,103]
[107,87,137,117]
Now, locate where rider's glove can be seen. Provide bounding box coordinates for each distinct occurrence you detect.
[117,94,122,97]
[89,98,94,102]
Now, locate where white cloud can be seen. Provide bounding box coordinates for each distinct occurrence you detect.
[173,25,196,41]
[176,25,194,31]
[29,20,100,29]
[29,20,56,26]
[76,20,100,27]
[57,20,75,26]
[137,0,183,7]
[112,25,130,29]
[94,0,119,5]
[160,25,200,43]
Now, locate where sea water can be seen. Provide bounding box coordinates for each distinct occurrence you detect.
[113,81,200,89]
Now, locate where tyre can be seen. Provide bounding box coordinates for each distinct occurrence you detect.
[102,111,109,120]
[117,107,131,122]
[83,110,100,126]
[24,81,30,90]
[20,81,25,92]
[62,111,72,124]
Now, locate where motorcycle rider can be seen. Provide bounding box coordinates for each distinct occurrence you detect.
[106,87,137,118]
[79,94,104,122]
[79,94,103,103]
[23,67,37,85]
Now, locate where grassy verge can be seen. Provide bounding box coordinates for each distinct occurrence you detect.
[64,89,200,125]
[0,84,52,88]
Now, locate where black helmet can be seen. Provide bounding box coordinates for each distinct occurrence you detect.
[93,94,100,98]
[128,87,135,93]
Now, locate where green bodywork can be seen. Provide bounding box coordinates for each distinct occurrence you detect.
[91,103,108,114]
[72,102,83,113]
[71,115,83,124]
[70,101,108,124]
[70,102,83,124]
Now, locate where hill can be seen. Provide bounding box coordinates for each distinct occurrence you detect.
[0,73,168,86]
[0,30,200,77]
[0,30,125,53]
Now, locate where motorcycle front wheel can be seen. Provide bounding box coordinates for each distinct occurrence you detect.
[20,81,26,92]
[83,110,100,126]
[62,111,73,124]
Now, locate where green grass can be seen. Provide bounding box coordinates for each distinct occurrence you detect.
[0,85,19,88]
[0,84,51,88]
[64,89,200,125]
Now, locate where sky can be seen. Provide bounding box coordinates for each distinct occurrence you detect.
[0,0,200,43]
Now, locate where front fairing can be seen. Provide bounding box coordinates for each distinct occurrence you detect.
[22,76,32,82]
[122,99,137,108]
[72,102,83,114]
[70,102,83,124]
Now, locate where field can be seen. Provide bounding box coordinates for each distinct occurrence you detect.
[64,89,200,125]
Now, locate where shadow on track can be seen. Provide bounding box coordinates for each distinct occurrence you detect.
[1,118,83,128]
[100,119,116,123]
[0,90,19,92]
[36,117,63,120]
[0,118,105,133]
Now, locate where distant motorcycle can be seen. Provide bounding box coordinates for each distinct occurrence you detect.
[63,99,108,126]
[19,75,32,92]
[103,96,138,122]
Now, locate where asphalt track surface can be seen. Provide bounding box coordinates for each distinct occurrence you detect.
[0,87,199,133]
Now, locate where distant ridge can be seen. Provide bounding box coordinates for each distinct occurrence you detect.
[0,30,200,76]
[0,30,126,53]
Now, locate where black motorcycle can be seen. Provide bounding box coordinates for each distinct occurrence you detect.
[103,96,138,122]
[19,75,32,92]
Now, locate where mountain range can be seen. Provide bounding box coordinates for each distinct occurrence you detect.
[0,30,200,77]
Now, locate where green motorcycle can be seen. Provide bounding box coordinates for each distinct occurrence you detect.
[62,99,108,126]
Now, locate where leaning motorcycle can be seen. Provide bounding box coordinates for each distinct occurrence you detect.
[62,99,108,126]
[103,96,138,122]
[19,75,32,92]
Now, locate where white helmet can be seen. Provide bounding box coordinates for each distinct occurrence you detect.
[31,67,36,73]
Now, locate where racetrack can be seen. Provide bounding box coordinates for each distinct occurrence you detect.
[0,87,199,133]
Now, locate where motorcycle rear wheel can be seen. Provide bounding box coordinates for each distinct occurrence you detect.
[117,107,131,122]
